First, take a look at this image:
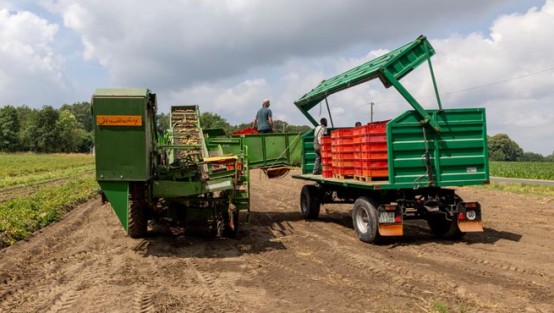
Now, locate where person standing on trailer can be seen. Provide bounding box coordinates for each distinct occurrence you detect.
[312,117,328,175]
[253,99,273,133]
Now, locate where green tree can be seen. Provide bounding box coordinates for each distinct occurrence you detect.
[200,112,231,133]
[0,105,21,151]
[61,102,93,132]
[16,106,38,151]
[488,134,523,161]
[156,112,170,133]
[56,110,85,152]
[546,151,554,162]
[25,106,60,153]
[521,152,545,162]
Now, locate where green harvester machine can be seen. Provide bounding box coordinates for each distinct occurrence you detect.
[92,89,302,238]
[93,35,488,244]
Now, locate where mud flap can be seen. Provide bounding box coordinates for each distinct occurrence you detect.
[458,220,483,232]
[378,224,403,236]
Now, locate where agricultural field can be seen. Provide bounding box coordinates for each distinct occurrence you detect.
[490,161,554,180]
[0,153,97,247]
[0,157,553,312]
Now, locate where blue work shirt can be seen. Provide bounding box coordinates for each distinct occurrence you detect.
[256,107,272,131]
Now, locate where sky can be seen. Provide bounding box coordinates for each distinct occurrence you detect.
[0,0,553,155]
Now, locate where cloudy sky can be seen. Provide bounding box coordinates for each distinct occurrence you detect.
[1,0,553,155]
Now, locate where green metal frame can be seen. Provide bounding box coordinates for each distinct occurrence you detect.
[294,35,442,132]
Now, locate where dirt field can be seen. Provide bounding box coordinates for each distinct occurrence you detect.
[1,169,553,313]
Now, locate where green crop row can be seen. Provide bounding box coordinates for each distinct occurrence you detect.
[490,162,554,180]
[0,172,98,248]
[0,164,95,188]
[0,153,94,177]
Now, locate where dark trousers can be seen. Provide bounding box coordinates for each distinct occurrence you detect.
[258,129,272,133]
[313,148,321,174]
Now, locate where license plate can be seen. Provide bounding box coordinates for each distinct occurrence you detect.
[379,212,395,224]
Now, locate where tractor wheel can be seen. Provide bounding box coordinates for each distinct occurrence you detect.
[351,197,381,244]
[128,183,148,238]
[223,209,239,239]
[300,185,320,219]
[427,213,465,240]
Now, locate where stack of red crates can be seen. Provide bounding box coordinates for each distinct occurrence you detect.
[331,129,355,178]
[352,126,364,177]
[320,136,333,178]
[356,121,389,181]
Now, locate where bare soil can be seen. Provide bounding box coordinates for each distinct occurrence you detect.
[1,169,553,313]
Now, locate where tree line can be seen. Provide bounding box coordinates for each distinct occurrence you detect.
[0,104,311,154]
[0,103,552,162]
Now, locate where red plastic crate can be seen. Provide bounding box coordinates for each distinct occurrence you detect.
[334,160,354,168]
[371,152,388,160]
[333,144,355,153]
[322,170,333,178]
[360,134,386,143]
[231,127,259,135]
[336,129,353,137]
[362,161,388,168]
[322,157,332,165]
[334,167,355,176]
[333,137,353,145]
[371,169,389,177]
[362,168,389,177]
[332,152,354,160]
[320,136,332,145]
[360,143,387,152]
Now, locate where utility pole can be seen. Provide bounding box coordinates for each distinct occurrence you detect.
[370,102,375,123]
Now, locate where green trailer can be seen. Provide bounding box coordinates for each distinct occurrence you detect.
[292,35,489,243]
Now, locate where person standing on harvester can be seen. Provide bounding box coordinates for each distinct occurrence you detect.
[312,117,327,175]
[253,99,273,133]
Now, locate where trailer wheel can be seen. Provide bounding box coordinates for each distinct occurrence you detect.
[300,185,320,219]
[427,214,465,240]
[128,183,148,238]
[352,197,381,244]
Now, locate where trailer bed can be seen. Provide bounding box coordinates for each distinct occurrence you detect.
[292,174,391,189]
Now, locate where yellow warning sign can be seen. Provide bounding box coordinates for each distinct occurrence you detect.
[96,115,142,126]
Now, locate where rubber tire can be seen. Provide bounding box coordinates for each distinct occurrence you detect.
[128,184,148,238]
[427,214,465,240]
[351,197,381,244]
[300,185,320,219]
[223,209,239,239]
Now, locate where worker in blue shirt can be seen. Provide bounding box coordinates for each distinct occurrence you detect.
[253,99,273,133]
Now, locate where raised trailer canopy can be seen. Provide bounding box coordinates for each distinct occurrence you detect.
[294,35,442,132]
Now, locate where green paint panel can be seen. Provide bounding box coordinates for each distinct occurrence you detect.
[98,181,129,232]
[92,88,154,181]
[152,181,202,198]
[207,132,303,169]
[388,108,489,187]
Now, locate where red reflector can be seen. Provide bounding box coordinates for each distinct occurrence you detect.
[458,212,465,220]
[465,202,477,209]
[395,216,402,223]
[374,185,381,189]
